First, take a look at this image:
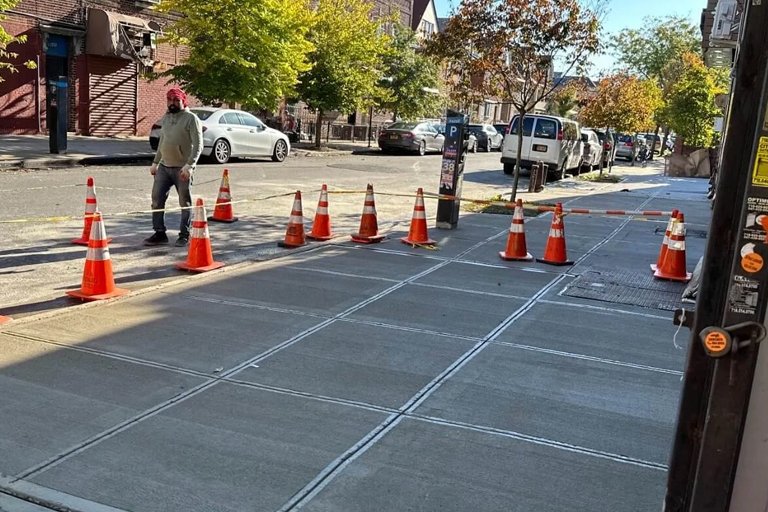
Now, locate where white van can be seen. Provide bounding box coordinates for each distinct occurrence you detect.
[500,114,582,180]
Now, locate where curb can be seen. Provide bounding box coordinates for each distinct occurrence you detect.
[0,154,155,171]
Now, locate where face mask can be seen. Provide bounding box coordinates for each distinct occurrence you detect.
[168,105,181,113]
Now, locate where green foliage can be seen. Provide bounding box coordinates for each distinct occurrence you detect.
[547,83,580,118]
[663,53,725,148]
[1,0,37,82]
[611,16,700,84]
[155,0,314,109]
[579,73,662,134]
[297,0,388,116]
[377,25,443,121]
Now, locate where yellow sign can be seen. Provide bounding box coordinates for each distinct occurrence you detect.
[704,331,729,354]
[752,137,768,186]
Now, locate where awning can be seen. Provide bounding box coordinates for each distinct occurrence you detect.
[85,8,159,63]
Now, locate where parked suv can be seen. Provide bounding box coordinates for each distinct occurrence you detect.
[500,114,582,180]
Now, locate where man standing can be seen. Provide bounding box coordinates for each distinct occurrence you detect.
[144,87,203,247]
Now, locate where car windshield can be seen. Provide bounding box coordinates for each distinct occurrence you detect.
[617,134,634,142]
[388,122,418,130]
[190,109,214,120]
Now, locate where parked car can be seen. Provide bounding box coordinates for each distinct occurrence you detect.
[500,114,582,180]
[579,129,601,174]
[615,133,638,161]
[638,132,662,153]
[436,124,478,152]
[592,128,616,167]
[149,108,291,164]
[467,124,504,152]
[379,121,445,155]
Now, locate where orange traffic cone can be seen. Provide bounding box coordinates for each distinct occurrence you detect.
[536,203,573,266]
[654,212,691,282]
[351,184,386,244]
[72,177,110,245]
[208,169,238,223]
[499,199,533,261]
[308,184,333,241]
[67,212,129,301]
[651,209,679,272]
[176,199,225,272]
[401,188,436,246]
[278,191,307,248]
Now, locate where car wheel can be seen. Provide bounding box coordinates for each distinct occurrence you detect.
[417,141,426,156]
[213,139,231,164]
[471,141,477,153]
[503,163,514,175]
[485,140,492,152]
[272,139,288,162]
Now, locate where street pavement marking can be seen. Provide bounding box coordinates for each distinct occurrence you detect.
[539,298,671,320]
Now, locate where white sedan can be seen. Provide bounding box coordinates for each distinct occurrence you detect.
[149,107,290,164]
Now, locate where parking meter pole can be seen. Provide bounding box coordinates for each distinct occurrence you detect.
[47,76,68,154]
[436,110,468,229]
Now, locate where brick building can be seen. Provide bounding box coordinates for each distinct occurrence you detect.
[0,0,187,136]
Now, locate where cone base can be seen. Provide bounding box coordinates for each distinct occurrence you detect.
[653,269,692,282]
[208,216,238,223]
[0,315,11,325]
[401,236,436,246]
[351,234,386,244]
[72,237,112,246]
[500,251,533,261]
[650,264,658,272]
[278,240,307,248]
[176,261,225,273]
[536,257,573,266]
[67,287,129,301]
[308,233,334,241]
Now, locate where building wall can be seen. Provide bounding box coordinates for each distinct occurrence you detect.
[0,15,44,134]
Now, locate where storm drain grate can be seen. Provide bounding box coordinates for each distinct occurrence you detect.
[563,269,686,311]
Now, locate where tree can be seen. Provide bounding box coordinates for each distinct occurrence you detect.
[297,0,389,148]
[547,83,580,118]
[611,16,700,155]
[155,0,314,109]
[579,73,662,134]
[426,0,602,200]
[662,53,726,148]
[378,25,443,121]
[1,0,36,82]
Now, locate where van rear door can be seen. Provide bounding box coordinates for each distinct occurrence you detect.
[504,116,535,161]
[530,117,560,165]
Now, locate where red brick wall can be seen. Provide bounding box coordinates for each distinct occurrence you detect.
[0,15,44,134]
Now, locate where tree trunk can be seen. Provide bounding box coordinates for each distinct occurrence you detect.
[660,126,671,156]
[648,124,660,161]
[511,110,526,202]
[315,110,323,149]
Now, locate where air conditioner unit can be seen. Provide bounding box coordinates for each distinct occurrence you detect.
[711,0,738,40]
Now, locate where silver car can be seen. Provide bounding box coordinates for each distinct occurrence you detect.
[149,107,290,164]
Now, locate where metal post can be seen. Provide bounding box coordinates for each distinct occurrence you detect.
[664,3,768,510]
[368,105,373,148]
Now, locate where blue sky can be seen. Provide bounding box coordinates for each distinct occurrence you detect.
[432,0,704,76]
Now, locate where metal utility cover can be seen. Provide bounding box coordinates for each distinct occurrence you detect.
[562,269,686,311]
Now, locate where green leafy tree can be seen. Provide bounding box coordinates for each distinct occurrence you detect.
[663,53,726,148]
[1,0,37,82]
[378,25,443,121]
[155,0,314,109]
[297,0,389,148]
[426,0,602,200]
[547,83,580,118]
[611,15,700,155]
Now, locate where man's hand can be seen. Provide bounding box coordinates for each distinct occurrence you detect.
[150,163,158,176]
[180,164,192,181]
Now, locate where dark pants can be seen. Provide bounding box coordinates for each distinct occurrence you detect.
[152,164,192,236]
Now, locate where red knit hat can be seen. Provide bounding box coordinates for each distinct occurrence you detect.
[167,87,188,107]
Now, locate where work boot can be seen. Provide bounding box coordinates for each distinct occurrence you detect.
[144,231,169,246]
[175,234,189,247]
